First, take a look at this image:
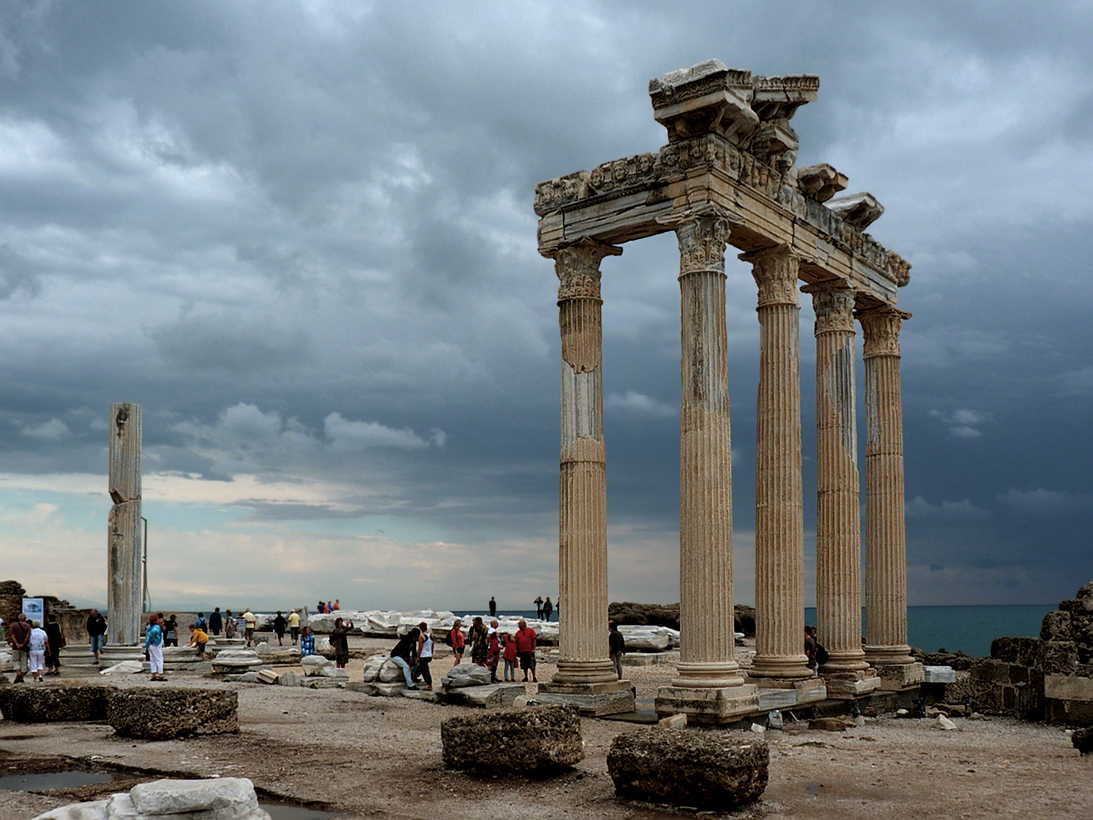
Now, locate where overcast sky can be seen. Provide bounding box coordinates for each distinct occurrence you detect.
[1,1,1090,613]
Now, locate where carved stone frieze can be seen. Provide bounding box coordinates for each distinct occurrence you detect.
[887,251,912,287]
[857,306,911,359]
[551,238,623,303]
[807,285,856,334]
[743,245,800,307]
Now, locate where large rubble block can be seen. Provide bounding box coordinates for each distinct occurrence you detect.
[607,729,768,810]
[441,703,583,772]
[108,687,238,740]
[30,777,269,820]
[0,684,113,722]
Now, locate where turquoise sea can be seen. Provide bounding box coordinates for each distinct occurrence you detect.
[489,604,1056,658]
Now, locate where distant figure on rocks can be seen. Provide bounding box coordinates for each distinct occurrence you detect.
[501,632,517,681]
[273,611,287,646]
[468,617,489,666]
[608,620,626,680]
[543,597,554,622]
[145,614,165,682]
[327,601,335,613]
[44,614,64,677]
[287,610,301,644]
[448,619,465,666]
[534,596,544,620]
[28,620,48,683]
[242,608,256,646]
[188,624,208,657]
[86,609,107,667]
[390,627,419,689]
[224,609,236,639]
[486,619,501,683]
[515,619,537,683]
[9,613,31,683]
[299,626,316,657]
[333,599,341,611]
[164,615,178,648]
[209,607,223,637]
[331,617,353,668]
[317,600,327,614]
[489,597,497,617]
[412,621,434,691]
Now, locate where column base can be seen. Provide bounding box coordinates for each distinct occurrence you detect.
[748,655,813,680]
[59,646,98,667]
[537,679,635,716]
[671,660,745,689]
[654,683,759,724]
[551,658,618,686]
[747,674,828,704]
[98,645,147,667]
[873,661,924,691]
[822,669,881,700]
[864,644,915,666]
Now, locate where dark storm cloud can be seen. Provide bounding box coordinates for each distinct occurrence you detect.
[1,1,1091,607]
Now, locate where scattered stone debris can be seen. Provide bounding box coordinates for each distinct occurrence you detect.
[607,728,768,810]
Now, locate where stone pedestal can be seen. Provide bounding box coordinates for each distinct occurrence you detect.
[60,645,98,667]
[99,645,146,667]
[823,671,881,699]
[537,679,635,716]
[654,682,760,724]
[875,661,924,691]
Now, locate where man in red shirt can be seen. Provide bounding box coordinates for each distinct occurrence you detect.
[8,613,32,684]
[514,619,537,683]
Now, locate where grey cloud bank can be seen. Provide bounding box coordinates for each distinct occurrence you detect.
[0,1,1090,610]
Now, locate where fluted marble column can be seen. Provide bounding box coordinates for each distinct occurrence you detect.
[808,285,868,673]
[108,403,142,647]
[745,246,811,679]
[551,238,621,685]
[859,306,914,666]
[671,206,742,689]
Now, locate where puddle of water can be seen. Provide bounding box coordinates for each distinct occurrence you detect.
[261,804,341,819]
[0,771,113,791]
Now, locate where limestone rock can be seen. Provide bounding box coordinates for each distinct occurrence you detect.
[827,191,884,229]
[442,664,492,688]
[442,703,583,772]
[301,654,334,677]
[99,660,144,675]
[254,641,271,656]
[108,687,238,740]
[320,666,348,679]
[658,713,687,729]
[361,654,387,682]
[1042,610,1073,642]
[1073,726,1093,755]
[256,669,279,684]
[617,625,671,652]
[130,777,260,815]
[278,671,302,687]
[607,728,768,810]
[936,715,957,731]
[0,650,12,672]
[0,684,113,723]
[377,660,404,683]
[809,717,854,732]
[439,683,525,709]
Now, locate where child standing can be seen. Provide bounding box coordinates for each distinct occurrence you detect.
[501,632,518,682]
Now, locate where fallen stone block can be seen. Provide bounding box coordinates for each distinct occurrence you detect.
[809,717,854,732]
[658,713,687,729]
[256,669,279,684]
[442,703,583,772]
[30,777,268,820]
[607,728,768,811]
[99,660,144,675]
[923,665,956,684]
[301,654,334,677]
[360,654,388,682]
[440,683,525,709]
[278,670,303,687]
[108,687,238,740]
[0,684,114,723]
[441,664,492,688]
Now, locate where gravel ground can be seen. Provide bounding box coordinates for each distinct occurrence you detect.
[1,638,1090,819]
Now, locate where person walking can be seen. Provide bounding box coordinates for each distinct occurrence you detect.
[412,622,434,691]
[44,614,65,677]
[224,609,236,639]
[299,626,316,657]
[389,628,419,690]
[272,611,287,646]
[468,617,489,667]
[242,607,256,646]
[543,597,554,622]
[330,617,353,669]
[8,613,31,683]
[448,619,465,666]
[209,607,223,637]
[145,614,165,681]
[164,615,178,647]
[608,620,626,680]
[534,596,544,620]
[515,619,537,682]
[287,610,301,644]
[86,609,107,666]
[501,632,518,682]
[488,597,497,617]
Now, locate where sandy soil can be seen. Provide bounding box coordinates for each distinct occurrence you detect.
[2,638,1090,819]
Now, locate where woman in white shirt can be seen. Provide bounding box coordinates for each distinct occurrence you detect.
[412,621,434,691]
[28,621,49,682]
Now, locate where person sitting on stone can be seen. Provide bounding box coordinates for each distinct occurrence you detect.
[299,626,316,657]
[188,624,209,657]
[389,627,419,689]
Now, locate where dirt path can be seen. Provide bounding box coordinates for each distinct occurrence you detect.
[1,652,1090,819]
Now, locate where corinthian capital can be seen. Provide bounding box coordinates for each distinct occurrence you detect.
[741,244,800,307]
[806,283,856,335]
[857,306,911,359]
[551,239,622,303]
[659,204,740,277]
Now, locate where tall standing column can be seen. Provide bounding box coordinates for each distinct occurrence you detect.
[807,285,869,674]
[859,306,916,668]
[745,245,811,680]
[108,403,142,648]
[548,238,621,686]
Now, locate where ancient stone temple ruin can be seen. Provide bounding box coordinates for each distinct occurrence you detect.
[534,60,921,722]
